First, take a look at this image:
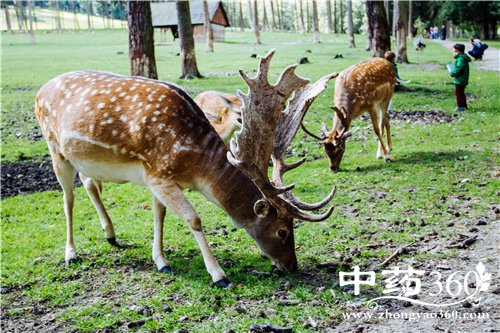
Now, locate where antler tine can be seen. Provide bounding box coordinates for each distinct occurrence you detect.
[301,123,326,141]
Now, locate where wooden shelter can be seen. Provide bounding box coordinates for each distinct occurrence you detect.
[151,1,230,41]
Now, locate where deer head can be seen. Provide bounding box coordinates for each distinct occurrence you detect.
[194,91,242,143]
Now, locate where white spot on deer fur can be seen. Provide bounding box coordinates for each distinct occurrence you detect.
[146,104,152,110]
[70,83,77,89]
[141,116,148,123]
[115,86,122,92]
[138,102,143,107]
[130,85,137,91]
[89,124,95,132]
[115,106,122,112]
[84,106,91,112]
[91,89,98,96]
[132,94,139,102]
[59,100,65,106]
[151,117,157,122]
[119,92,126,98]
[82,88,91,96]
[111,129,118,136]
[97,102,105,109]
[120,147,127,154]
[147,95,154,102]
[110,96,117,102]
[153,110,160,115]
[158,124,165,130]
[159,95,166,101]
[120,115,127,122]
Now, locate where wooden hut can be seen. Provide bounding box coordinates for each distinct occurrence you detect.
[151,1,230,41]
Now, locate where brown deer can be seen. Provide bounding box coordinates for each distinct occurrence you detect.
[302,57,396,172]
[194,91,242,142]
[34,50,338,287]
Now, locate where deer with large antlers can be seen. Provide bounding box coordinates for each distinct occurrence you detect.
[34,50,337,287]
[302,57,396,172]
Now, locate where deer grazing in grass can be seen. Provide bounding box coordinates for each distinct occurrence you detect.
[302,57,396,172]
[34,50,338,287]
[194,91,242,143]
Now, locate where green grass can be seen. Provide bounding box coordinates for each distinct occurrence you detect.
[1,30,499,332]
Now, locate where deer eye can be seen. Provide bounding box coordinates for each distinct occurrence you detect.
[278,229,287,239]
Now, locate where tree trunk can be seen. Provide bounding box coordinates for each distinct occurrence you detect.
[384,0,390,27]
[326,0,332,34]
[86,1,93,31]
[366,0,391,58]
[262,0,269,32]
[347,0,355,47]
[28,1,35,43]
[238,0,244,31]
[4,5,13,34]
[394,0,408,63]
[333,0,337,33]
[339,0,344,33]
[270,0,276,31]
[276,0,282,31]
[408,0,413,39]
[127,1,158,80]
[312,0,320,43]
[305,0,310,33]
[203,0,214,52]
[176,1,202,79]
[252,0,261,44]
[298,0,304,34]
[392,0,397,38]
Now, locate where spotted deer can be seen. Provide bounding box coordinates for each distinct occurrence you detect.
[34,50,338,287]
[302,57,396,172]
[194,91,242,143]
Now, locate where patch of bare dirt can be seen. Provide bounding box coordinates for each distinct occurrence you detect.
[0,158,64,198]
[360,110,459,125]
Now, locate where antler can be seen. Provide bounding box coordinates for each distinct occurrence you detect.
[227,49,338,222]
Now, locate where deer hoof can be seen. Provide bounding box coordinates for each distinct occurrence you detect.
[159,266,174,274]
[65,256,82,267]
[213,278,231,289]
[384,157,392,163]
[107,237,118,246]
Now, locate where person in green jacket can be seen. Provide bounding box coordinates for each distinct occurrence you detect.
[448,44,472,111]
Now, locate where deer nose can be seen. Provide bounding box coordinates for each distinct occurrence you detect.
[330,165,340,172]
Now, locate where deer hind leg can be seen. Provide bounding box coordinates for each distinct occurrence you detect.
[79,174,117,245]
[152,195,172,273]
[51,154,77,264]
[380,101,392,162]
[149,180,228,287]
[369,106,389,161]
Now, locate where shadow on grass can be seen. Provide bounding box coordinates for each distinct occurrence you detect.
[347,150,473,173]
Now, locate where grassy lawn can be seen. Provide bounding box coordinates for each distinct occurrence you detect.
[1,30,499,332]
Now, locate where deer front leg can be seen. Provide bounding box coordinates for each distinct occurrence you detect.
[52,155,77,264]
[79,174,117,245]
[152,195,172,273]
[148,180,228,287]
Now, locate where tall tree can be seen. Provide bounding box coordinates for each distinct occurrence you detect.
[127,0,158,79]
[312,0,320,43]
[203,0,214,52]
[238,0,244,31]
[347,0,355,47]
[27,1,35,43]
[384,0,390,27]
[394,0,408,63]
[366,0,391,58]
[333,0,337,33]
[2,3,13,34]
[262,0,269,32]
[339,0,344,33]
[252,0,261,44]
[176,1,202,79]
[85,1,93,31]
[270,0,276,31]
[298,0,304,34]
[408,0,413,39]
[326,0,332,33]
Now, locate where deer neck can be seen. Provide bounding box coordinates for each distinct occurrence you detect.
[192,138,261,228]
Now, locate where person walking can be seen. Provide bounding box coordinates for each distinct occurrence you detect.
[447,44,472,111]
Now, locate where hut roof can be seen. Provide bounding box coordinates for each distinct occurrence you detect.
[151,1,230,28]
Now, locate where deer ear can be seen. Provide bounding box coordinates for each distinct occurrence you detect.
[254,199,270,218]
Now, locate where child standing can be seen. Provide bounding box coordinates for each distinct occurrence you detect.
[448,44,472,111]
